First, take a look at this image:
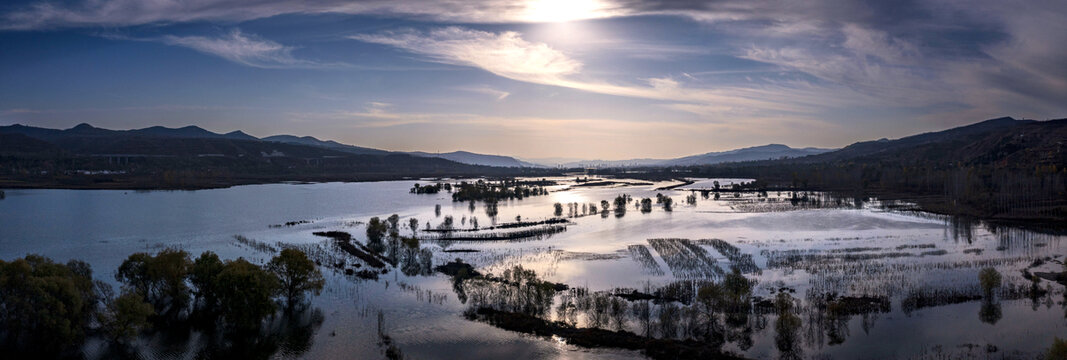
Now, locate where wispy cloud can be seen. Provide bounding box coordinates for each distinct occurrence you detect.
[153,29,337,69]
[0,0,628,30]
[457,86,511,100]
[352,28,581,84]
[350,27,859,116]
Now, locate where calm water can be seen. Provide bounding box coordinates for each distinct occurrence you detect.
[1,178,1064,359]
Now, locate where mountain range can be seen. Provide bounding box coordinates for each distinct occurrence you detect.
[0,123,836,168]
[532,144,833,168]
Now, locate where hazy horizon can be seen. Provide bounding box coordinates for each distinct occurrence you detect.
[2,0,1065,159]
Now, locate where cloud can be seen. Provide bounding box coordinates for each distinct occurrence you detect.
[154,29,334,69]
[0,0,628,30]
[351,27,858,115]
[4,0,1065,127]
[352,27,581,84]
[457,86,511,100]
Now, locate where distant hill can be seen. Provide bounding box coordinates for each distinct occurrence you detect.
[791,117,1064,166]
[608,116,1066,222]
[0,132,61,154]
[662,144,833,166]
[536,144,831,168]
[553,158,666,168]
[1,123,260,142]
[407,151,541,168]
[0,123,539,168]
[0,123,552,189]
[262,135,390,156]
[130,125,259,141]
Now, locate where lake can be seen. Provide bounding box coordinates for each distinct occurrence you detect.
[1,178,1063,359]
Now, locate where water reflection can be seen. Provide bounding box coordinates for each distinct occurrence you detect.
[3,179,1066,359]
[95,308,324,360]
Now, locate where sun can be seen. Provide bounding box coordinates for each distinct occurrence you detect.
[521,0,613,23]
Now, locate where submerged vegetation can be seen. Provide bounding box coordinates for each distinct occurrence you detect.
[409,179,552,203]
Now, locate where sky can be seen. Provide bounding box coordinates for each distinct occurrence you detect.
[0,0,1065,160]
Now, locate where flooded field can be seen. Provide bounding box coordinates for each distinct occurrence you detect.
[1,177,1064,359]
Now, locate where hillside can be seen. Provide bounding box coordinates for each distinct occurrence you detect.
[617,117,1067,222]
[407,151,540,168]
[262,134,391,156]
[0,123,554,189]
[662,144,832,166]
[539,144,832,168]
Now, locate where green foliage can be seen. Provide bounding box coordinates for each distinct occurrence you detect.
[0,255,98,354]
[268,249,325,310]
[191,251,224,309]
[979,267,1002,299]
[215,258,281,329]
[101,290,154,341]
[116,248,192,314]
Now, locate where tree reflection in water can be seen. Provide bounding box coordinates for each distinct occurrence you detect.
[98,308,325,360]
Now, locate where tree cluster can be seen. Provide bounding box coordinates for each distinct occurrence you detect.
[0,248,325,356]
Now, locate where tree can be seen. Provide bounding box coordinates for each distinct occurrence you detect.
[658,302,680,338]
[408,218,419,236]
[151,248,193,311]
[632,300,652,338]
[640,198,653,213]
[387,214,400,230]
[190,251,224,309]
[115,248,192,314]
[979,267,1002,299]
[366,217,389,253]
[268,249,325,311]
[609,297,629,331]
[0,255,99,355]
[215,258,280,329]
[697,283,723,340]
[774,292,802,359]
[100,290,154,342]
[721,268,753,326]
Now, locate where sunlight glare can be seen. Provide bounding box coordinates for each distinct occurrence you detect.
[522,0,612,23]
